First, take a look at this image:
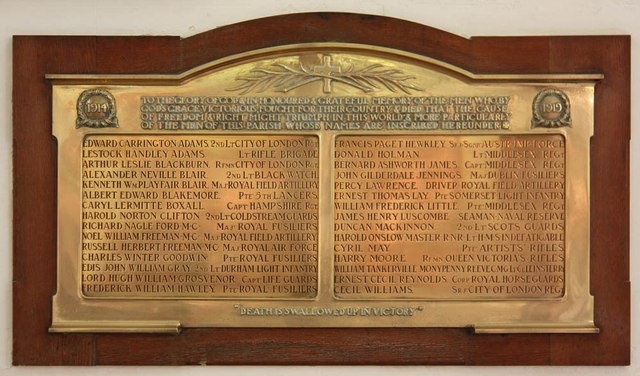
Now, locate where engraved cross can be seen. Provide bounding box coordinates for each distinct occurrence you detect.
[313,55,341,93]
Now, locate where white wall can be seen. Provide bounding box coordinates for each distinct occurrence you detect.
[0,0,637,375]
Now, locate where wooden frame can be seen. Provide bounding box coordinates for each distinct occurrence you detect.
[13,12,630,365]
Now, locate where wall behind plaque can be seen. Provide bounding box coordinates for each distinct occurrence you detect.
[1,0,637,375]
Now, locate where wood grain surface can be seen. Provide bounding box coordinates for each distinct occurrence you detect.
[12,13,630,365]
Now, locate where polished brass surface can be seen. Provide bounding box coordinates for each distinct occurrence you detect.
[81,135,319,299]
[50,43,598,333]
[334,134,565,300]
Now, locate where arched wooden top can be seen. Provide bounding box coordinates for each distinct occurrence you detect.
[12,12,629,365]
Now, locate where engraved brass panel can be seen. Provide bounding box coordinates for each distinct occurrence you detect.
[81,135,319,299]
[334,134,565,300]
[50,43,598,333]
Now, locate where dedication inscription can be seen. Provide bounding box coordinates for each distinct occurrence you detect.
[50,44,598,333]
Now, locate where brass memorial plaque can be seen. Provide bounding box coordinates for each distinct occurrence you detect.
[50,44,599,333]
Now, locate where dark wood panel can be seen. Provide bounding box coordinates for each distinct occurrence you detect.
[12,12,630,365]
[95,36,181,74]
[547,36,631,365]
[95,328,469,365]
[13,36,97,365]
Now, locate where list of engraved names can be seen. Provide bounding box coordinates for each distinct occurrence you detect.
[81,135,319,298]
[334,135,565,299]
